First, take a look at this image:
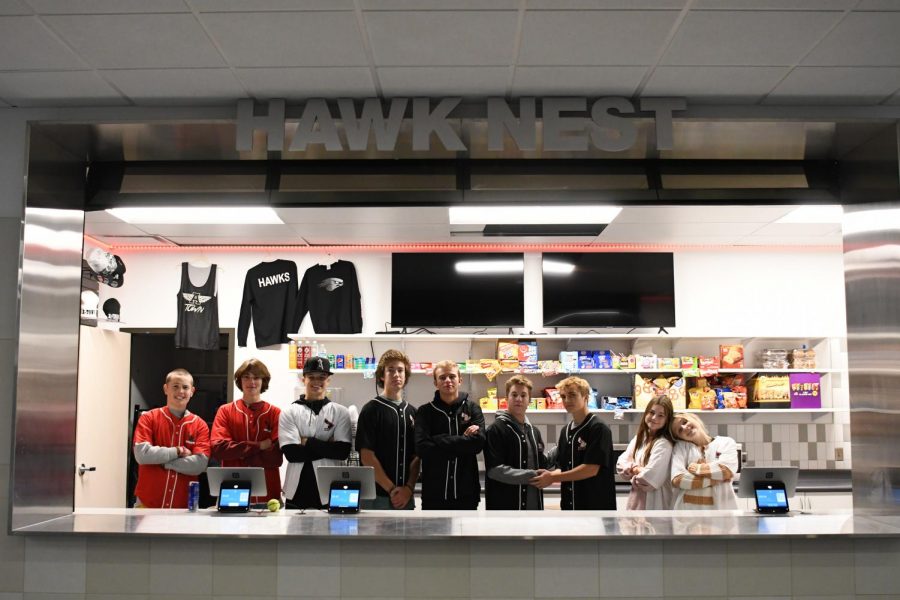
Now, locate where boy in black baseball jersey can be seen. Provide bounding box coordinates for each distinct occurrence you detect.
[355,349,419,510]
[531,376,616,510]
[414,360,485,510]
[485,374,548,510]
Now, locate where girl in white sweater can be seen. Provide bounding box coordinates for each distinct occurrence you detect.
[617,396,675,510]
[669,412,739,510]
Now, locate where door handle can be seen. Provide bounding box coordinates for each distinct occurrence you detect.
[78,464,97,476]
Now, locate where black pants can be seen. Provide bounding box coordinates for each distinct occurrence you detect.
[421,495,479,510]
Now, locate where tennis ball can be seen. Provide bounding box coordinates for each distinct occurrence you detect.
[267,498,281,512]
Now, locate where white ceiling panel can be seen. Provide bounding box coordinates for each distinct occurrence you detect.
[365,11,518,67]
[802,12,900,66]
[662,11,842,66]
[163,236,309,246]
[143,224,298,237]
[363,0,520,8]
[379,66,509,97]
[297,224,452,244]
[613,205,794,224]
[27,0,190,13]
[101,68,247,105]
[0,71,126,107]
[191,0,355,10]
[275,206,449,224]
[527,1,686,7]
[734,235,841,246]
[512,66,646,96]
[600,221,763,242]
[643,66,788,104]
[0,0,31,15]
[751,222,842,237]
[43,14,225,69]
[0,16,86,70]
[765,67,900,105]
[84,222,148,236]
[236,67,376,98]
[693,0,854,8]
[90,235,175,246]
[599,235,765,246]
[519,11,680,66]
[201,11,368,67]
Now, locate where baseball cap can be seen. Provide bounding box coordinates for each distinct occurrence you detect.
[86,248,126,288]
[102,298,121,322]
[303,356,332,376]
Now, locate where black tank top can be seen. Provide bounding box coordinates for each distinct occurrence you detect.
[175,262,220,350]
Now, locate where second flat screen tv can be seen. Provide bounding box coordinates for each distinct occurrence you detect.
[392,253,525,328]
[542,253,676,328]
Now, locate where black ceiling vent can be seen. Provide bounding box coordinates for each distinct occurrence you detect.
[482,224,607,237]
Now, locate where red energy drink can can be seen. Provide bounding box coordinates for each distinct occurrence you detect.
[188,480,199,512]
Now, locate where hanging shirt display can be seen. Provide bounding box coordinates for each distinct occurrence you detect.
[175,262,220,350]
[294,260,362,334]
[237,259,298,347]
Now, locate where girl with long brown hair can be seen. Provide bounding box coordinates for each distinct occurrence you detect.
[616,396,676,510]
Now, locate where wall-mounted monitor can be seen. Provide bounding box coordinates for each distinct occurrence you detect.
[542,252,676,328]
[391,252,525,328]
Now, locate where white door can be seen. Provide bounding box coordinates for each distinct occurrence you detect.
[75,325,131,508]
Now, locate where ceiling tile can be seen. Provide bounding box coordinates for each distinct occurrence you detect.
[27,0,189,13]
[147,224,297,237]
[0,0,31,15]
[378,66,509,97]
[662,11,842,66]
[101,68,246,105]
[0,16,86,69]
[236,67,375,99]
[164,236,306,245]
[600,221,762,242]
[191,0,354,10]
[296,223,452,244]
[364,0,520,8]
[693,0,854,8]
[643,66,789,103]
[0,71,127,107]
[92,235,175,246]
[512,66,646,96]
[519,11,680,66]
[802,12,900,66]
[527,0,686,7]
[613,206,794,224]
[202,11,367,67]
[84,222,152,236]
[365,10,518,66]
[765,67,900,105]
[44,14,225,68]
[751,222,842,236]
[276,206,448,224]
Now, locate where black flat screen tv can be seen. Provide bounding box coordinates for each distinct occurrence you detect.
[542,252,675,328]
[391,253,525,328]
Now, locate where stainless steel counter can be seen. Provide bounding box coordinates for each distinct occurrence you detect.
[13,508,900,539]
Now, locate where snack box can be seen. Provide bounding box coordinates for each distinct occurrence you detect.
[636,354,658,370]
[500,359,520,372]
[534,397,547,411]
[681,356,698,369]
[659,357,680,370]
[518,340,538,368]
[617,354,637,370]
[543,387,564,410]
[789,373,821,409]
[559,351,579,372]
[497,340,518,361]
[578,350,595,370]
[720,344,745,369]
[748,375,791,409]
[698,356,720,371]
[594,350,615,369]
[479,396,498,410]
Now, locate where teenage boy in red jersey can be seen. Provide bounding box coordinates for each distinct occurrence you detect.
[133,368,210,508]
[211,358,283,503]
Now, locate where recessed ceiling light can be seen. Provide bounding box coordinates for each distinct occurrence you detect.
[455,259,524,274]
[542,260,576,275]
[107,206,284,225]
[775,205,843,224]
[449,205,622,225]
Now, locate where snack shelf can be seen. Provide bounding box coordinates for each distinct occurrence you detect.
[481,408,839,423]
[288,367,838,376]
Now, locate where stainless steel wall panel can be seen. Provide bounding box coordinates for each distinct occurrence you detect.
[11,208,83,529]
[842,123,900,515]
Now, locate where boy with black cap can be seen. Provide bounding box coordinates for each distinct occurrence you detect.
[279,356,351,509]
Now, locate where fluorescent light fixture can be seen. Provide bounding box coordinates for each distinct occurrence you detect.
[543,260,576,275]
[843,208,900,236]
[107,206,284,225]
[449,205,621,225]
[455,259,524,274]
[775,205,843,224]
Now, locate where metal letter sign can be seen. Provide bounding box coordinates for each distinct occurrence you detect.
[235,97,686,153]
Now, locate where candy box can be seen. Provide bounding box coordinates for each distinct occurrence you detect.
[518,340,538,369]
[578,350,594,370]
[559,351,579,372]
[789,373,821,409]
[748,375,791,409]
[636,354,658,370]
[497,340,518,361]
[720,344,744,369]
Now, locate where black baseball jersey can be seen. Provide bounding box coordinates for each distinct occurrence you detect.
[414,392,485,509]
[237,259,298,347]
[294,260,362,334]
[355,396,417,497]
[484,412,547,510]
[175,262,219,351]
[556,414,616,510]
